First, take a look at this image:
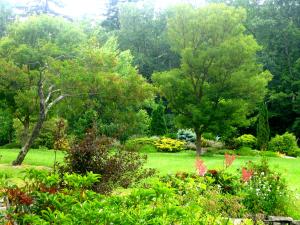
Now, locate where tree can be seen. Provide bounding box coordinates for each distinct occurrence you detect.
[153,4,271,155]
[59,37,154,142]
[256,102,270,150]
[102,0,140,31]
[0,15,86,165]
[0,0,14,38]
[15,0,67,18]
[150,103,167,136]
[210,0,300,137]
[118,2,179,78]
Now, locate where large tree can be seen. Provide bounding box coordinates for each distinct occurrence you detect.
[0,15,86,165]
[0,0,14,38]
[153,4,271,155]
[118,2,179,78]
[210,0,300,137]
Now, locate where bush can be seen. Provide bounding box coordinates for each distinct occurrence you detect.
[60,129,155,194]
[154,137,185,152]
[124,136,158,152]
[235,134,257,149]
[241,159,291,216]
[236,147,259,156]
[177,129,196,142]
[268,132,299,156]
[1,169,264,225]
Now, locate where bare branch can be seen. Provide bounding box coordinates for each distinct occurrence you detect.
[46,94,69,114]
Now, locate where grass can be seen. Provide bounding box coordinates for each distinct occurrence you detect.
[1,148,300,194]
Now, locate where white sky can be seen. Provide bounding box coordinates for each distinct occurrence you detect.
[9,0,206,18]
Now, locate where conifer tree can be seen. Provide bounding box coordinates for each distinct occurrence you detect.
[257,102,270,150]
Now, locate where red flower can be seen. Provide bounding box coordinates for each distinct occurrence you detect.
[195,157,207,176]
[224,153,235,168]
[242,167,253,182]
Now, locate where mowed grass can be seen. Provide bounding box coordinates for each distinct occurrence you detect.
[1,148,300,194]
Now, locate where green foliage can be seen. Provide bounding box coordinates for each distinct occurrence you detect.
[118,2,179,78]
[236,146,259,156]
[268,132,300,156]
[0,101,13,145]
[241,159,291,216]
[150,103,167,136]
[153,4,271,154]
[60,129,155,194]
[257,102,270,150]
[154,137,185,152]
[0,0,14,38]
[177,129,196,143]
[124,136,158,152]
[236,134,257,149]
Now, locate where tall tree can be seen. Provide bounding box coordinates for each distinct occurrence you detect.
[15,0,68,18]
[153,4,271,155]
[210,0,300,136]
[150,103,167,136]
[0,15,86,165]
[118,2,180,78]
[0,0,14,38]
[102,0,139,31]
[257,102,270,150]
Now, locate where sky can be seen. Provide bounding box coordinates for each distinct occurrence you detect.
[9,0,206,18]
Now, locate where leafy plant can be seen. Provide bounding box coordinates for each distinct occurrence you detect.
[60,129,155,194]
[268,132,300,156]
[154,137,185,152]
[235,134,257,149]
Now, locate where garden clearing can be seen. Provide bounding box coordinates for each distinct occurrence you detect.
[1,149,300,195]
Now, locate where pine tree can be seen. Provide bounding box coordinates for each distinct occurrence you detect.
[257,102,270,150]
[150,104,167,136]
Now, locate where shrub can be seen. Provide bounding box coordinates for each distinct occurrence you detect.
[154,137,185,152]
[235,134,257,149]
[241,159,290,216]
[236,147,259,156]
[60,129,155,194]
[268,132,299,156]
[124,136,158,152]
[177,129,196,142]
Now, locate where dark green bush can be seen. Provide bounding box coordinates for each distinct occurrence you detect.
[268,132,299,156]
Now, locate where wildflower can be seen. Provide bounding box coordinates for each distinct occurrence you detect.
[195,157,207,176]
[242,167,253,182]
[224,153,235,168]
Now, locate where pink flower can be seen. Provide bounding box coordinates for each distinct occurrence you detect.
[242,167,253,182]
[224,153,236,168]
[195,157,207,176]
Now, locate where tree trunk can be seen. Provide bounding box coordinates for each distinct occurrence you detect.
[12,114,46,166]
[195,131,202,156]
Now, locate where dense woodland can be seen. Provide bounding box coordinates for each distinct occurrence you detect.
[0,0,299,161]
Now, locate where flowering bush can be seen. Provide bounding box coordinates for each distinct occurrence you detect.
[154,137,185,152]
[241,159,290,216]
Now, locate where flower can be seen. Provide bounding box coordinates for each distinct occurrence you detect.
[195,157,207,176]
[224,153,236,168]
[242,167,253,182]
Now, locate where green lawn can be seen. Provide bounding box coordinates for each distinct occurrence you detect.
[1,148,300,194]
